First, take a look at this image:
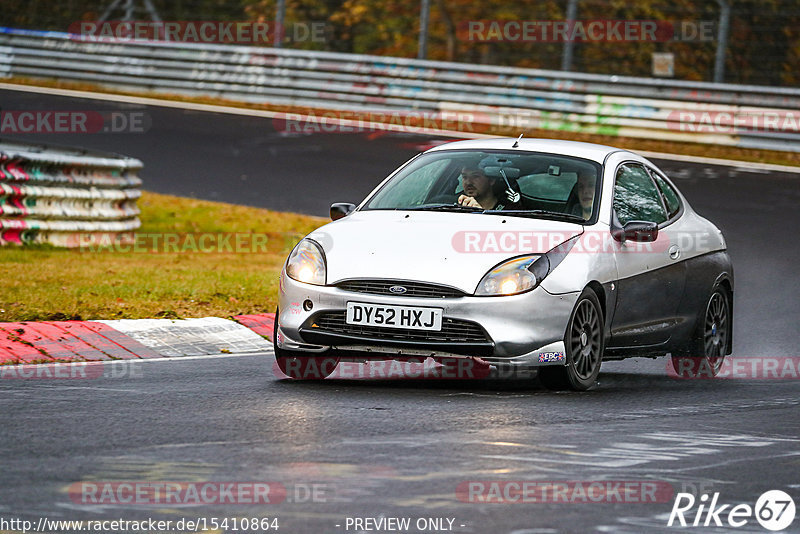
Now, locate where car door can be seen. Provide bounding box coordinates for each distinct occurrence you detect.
[608,162,687,348]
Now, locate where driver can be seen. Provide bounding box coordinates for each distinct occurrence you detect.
[457,165,497,209]
[457,160,521,210]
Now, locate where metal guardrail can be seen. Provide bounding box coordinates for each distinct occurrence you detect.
[0,138,142,246]
[1,27,799,152]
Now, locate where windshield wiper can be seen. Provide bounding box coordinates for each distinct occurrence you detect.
[483,209,587,223]
[408,203,484,212]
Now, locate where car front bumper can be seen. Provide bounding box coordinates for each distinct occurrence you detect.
[276,272,579,368]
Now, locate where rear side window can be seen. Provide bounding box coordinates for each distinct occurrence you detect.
[650,170,682,219]
[613,164,667,225]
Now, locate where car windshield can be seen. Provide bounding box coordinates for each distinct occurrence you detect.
[363,150,602,222]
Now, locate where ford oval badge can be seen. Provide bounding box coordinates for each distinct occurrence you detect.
[389,285,408,294]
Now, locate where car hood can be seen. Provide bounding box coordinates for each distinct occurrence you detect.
[307,210,584,294]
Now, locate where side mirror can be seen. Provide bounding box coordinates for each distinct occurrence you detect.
[330,202,356,221]
[613,220,659,243]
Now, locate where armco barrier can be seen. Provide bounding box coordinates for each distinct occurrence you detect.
[1,27,799,152]
[0,138,142,246]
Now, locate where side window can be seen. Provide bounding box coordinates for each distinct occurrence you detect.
[613,164,667,225]
[649,170,682,219]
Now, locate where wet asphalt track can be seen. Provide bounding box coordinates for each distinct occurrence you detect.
[0,87,799,533]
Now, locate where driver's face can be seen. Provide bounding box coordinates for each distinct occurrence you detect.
[461,168,492,198]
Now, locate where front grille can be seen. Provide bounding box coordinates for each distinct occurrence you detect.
[309,311,488,343]
[336,279,465,298]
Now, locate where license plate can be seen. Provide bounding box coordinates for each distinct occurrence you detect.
[346,302,443,331]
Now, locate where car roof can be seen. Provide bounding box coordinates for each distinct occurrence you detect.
[425,138,628,164]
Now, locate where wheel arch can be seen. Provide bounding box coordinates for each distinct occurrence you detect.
[585,280,610,334]
[715,273,734,356]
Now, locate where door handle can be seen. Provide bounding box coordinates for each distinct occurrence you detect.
[669,244,681,260]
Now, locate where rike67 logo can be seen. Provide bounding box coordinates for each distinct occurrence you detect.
[668,490,796,531]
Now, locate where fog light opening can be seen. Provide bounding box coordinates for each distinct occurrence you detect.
[303,299,314,311]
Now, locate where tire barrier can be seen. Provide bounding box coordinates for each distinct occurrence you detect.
[0,138,142,246]
[1,26,799,152]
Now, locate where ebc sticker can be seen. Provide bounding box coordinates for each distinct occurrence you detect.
[538,351,565,363]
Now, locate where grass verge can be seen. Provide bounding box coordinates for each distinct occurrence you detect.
[0,191,326,321]
[5,76,800,168]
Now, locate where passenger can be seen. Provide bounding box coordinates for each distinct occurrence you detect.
[570,170,597,219]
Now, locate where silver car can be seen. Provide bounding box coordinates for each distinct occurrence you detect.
[274,138,733,390]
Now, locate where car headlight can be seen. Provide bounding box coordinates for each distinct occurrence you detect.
[474,236,579,296]
[286,238,326,285]
[476,255,541,296]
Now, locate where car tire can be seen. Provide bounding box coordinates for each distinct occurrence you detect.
[671,285,731,378]
[273,308,339,379]
[539,289,605,391]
